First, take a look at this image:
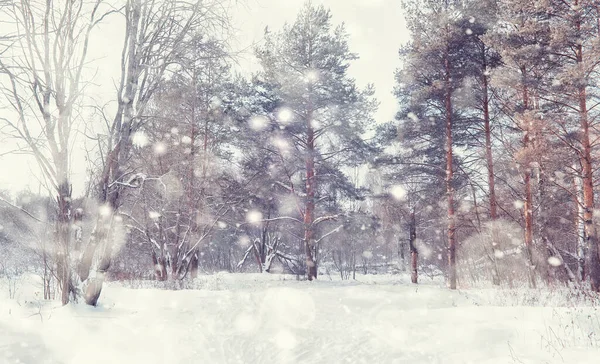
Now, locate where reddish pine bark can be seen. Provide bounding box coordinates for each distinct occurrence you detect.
[574,5,600,291]
[578,81,600,290]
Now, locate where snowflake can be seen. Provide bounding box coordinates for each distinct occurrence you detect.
[237,235,251,247]
[271,136,290,151]
[548,256,562,267]
[149,211,161,220]
[277,108,294,124]
[246,210,263,225]
[131,131,149,148]
[304,69,319,83]
[390,185,407,201]
[249,115,269,131]
[98,204,112,217]
[153,142,167,155]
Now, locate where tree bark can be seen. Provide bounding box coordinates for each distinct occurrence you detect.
[304,112,317,280]
[516,66,537,288]
[574,168,586,281]
[81,0,142,305]
[444,40,457,289]
[56,181,72,305]
[574,7,600,290]
[409,208,418,284]
[482,47,497,221]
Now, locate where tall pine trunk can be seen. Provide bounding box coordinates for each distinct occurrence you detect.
[574,8,600,290]
[574,168,586,281]
[444,41,457,289]
[304,110,317,280]
[521,73,537,289]
[482,49,501,286]
[578,84,600,290]
[482,50,497,221]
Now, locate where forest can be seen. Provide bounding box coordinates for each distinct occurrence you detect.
[0,0,599,310]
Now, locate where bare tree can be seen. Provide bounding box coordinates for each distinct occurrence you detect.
[81,0,232,304]
[0,0,113,305]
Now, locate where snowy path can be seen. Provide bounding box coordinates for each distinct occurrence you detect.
[1,276,599,363]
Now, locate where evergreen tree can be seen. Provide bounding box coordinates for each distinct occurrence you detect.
[253,2,377,280]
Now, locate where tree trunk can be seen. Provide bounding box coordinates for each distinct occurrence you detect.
[536,162,554,284]
[481,51,500,284]
[304,97,317,280]
[189,253,199,278]
[444,41,457,289]
[574,168,586,281]
[520,70,537,289]
[56,181,73,305]
[482,48,497,221]
[409,209,418,284]
[81,0,142,305]
[574,14,600,289]
[399,237,406,272]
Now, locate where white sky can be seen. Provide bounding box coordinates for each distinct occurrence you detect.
[0,0,409,197]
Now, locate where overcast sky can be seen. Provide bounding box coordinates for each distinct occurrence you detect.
[0,0,409,196]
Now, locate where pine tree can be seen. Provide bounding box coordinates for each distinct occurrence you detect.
[485,0,557,287]
[397,0,480,289]
[254,2,376,280]
[546,0,600,290]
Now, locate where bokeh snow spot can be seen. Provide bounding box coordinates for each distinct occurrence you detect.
[98,204,112,217]
[390,185,407,201]
[149,211,161,220]
[153,142,167,155]
[277,108,294,124]
[246,210,263,225]
[548,256,562,267]
[249,115,269,131]
[237,235,251,247]
[131,131,149,148]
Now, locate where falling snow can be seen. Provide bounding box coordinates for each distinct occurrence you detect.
[131,131,150,148]
[245,210,263,225]
[276,108,294,124]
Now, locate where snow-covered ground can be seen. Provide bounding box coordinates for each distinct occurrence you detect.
[1,273,599,364]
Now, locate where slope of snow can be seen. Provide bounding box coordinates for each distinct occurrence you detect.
[1,273,599,364]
